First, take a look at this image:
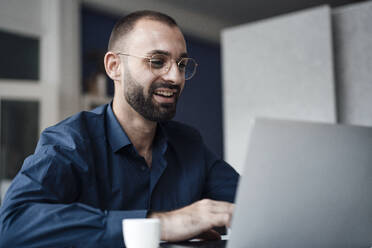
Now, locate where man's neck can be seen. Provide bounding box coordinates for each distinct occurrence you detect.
[112,98,156,167]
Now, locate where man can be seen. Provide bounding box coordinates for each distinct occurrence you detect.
[0,10,239,247]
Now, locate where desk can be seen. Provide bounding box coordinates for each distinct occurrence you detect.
[161,240,227,248]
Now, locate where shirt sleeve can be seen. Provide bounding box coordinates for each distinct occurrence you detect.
[0,145,147,248]
[202,145,240,203]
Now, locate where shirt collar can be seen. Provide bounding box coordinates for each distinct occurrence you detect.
[106,102,132,152]
[106,102,168,155]
[154,123,168,155]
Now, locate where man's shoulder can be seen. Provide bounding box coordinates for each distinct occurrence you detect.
[40,104,108,147]
[58,104,106,127]
[160,120,202,142]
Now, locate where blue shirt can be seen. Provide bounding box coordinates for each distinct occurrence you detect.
[0,103,239,248]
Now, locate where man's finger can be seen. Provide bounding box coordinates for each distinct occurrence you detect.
[211,212,232,227]
[195,229,221,241]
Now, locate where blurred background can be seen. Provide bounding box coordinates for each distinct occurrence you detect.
[0,0,371,204]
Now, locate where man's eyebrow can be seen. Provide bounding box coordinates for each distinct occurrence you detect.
[146,50,170,56]
[146,50,189,58]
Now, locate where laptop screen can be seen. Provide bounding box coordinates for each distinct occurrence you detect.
[228,118,372,248]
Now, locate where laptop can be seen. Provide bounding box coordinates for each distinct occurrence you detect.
[228,118,372,248]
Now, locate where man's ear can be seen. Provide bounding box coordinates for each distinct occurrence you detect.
[104,52,121,81]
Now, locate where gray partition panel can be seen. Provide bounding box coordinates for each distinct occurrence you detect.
[333,1,372,126]
[222,6,336,172]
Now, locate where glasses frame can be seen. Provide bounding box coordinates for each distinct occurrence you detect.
[115,52,198,80]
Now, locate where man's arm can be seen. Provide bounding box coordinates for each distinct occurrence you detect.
[0,146,146,248]
[202,145,240,202]
[148,145,239,242]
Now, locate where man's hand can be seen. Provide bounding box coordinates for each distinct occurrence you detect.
[148,199,234,242]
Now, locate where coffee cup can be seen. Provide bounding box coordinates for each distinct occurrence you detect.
[122,218,160,248]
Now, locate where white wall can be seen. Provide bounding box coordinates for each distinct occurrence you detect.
[333,1,372,126]
[222,6,337,173]
[0,0,43,36]
[56,0,81,120]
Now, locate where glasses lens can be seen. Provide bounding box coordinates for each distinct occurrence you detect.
[183,58,197,80]
[149,54,197,80]
[149,54,168,72]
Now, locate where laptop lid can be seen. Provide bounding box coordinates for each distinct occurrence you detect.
[228,118,372,248]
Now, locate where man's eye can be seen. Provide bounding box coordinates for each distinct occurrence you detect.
[178,60,188,71]
[178,63,186,71]
[150,59,165,69]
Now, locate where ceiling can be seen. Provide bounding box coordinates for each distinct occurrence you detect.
[84,0,369,42]
[158,0,367,26]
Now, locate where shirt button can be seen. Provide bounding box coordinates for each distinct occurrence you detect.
[141,166,146,171]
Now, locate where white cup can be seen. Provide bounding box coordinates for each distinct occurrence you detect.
[122,218,160,248]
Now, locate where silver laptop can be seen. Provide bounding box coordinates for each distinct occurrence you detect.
[228,118,372,248]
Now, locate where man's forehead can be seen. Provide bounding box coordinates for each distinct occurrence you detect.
[124,19,187,56]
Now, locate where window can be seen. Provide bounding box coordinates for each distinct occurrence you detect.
[0,30,40,80]
[0,100,39,180]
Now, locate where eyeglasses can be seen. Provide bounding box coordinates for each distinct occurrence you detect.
[115,52,198,80]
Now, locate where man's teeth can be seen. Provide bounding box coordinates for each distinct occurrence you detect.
[155,90,174,97]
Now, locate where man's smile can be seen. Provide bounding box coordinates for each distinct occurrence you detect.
[151,84,180,104]
[154,88,177,97]
[153,88,178,103]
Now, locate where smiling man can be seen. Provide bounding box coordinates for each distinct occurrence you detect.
[0,11,239,247]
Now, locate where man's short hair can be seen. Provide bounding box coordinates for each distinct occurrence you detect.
[108,10,178,51]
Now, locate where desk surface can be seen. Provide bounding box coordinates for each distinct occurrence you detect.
[161,240,227,248]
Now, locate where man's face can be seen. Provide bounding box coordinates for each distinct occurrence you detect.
[119,19,187,122]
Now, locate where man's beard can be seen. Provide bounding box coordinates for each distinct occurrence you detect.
[124,71,180,122]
